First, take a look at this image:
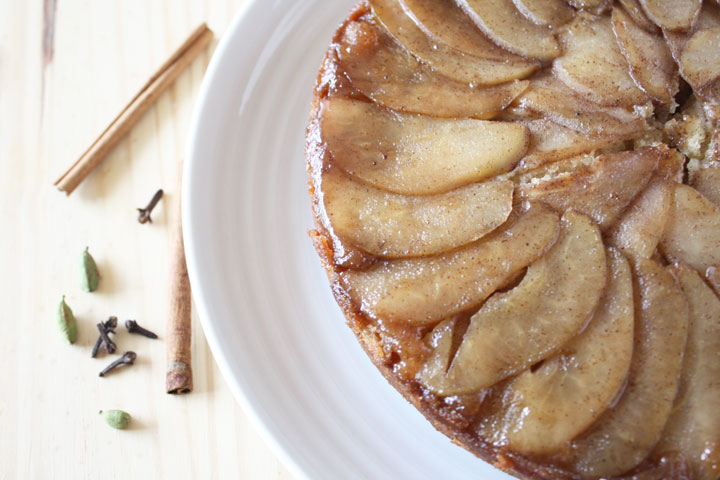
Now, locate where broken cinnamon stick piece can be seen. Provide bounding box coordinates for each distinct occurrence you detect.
[166,170,193,394]
[54,23,213,195]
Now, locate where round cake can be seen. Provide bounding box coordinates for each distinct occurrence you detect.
[305,0,720,478]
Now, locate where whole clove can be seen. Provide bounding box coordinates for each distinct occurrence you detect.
[99,351,137,377]
[92,316,118,357]
[96,322,117,354]
[125,319,158,339]
[137,189,163,224]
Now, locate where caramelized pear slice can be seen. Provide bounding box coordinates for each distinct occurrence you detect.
[417,319,456,388]
[654,264,720,480]
[456,0,560,61]
[661,184,720,272]
[663,30,687,63]
[567,0,608,10]
[633,455,692,480]
[337,21,529,119]
[571,258,688,479]
[320,167,513,258]
[608,180,672,259]
[554,16,648,107]
[517,119,629,171]
[370,0,539,85]
[514,75,648,137]
[479,249,633,455]
[679,27,720,92]
[639,0,701,31]
[698,4,720,35]
[612,6,679,104]
[418,314,478,388]
[518,147,661,230]
[707,267,720,296]
[511,0,574,27]
[663,3,720,60]
[321,97,529,195]
[619,0,660,33]
[700,81,720,119]
[426,211,606,395]
[340,203,559,324]
[691,163,720,207]
[398,0,532,62]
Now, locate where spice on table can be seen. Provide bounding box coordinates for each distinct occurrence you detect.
[100,409,131,430]
[96,322,117,354]
[166,171,193,394]
[99,351,136,377]
[137,189,164,224]
[92,316,118,357]
[53,23,213,196]
[125,319,158,339]
[57,296,79,344]
[80,246,100,292]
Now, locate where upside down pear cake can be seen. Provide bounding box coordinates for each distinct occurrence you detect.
[305,0,720,478]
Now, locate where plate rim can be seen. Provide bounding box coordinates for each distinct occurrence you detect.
[183,2,312,479]
[182,3,515,479]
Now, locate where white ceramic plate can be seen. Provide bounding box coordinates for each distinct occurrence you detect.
[184,2,514,479]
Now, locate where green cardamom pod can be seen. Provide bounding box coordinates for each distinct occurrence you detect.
[101,409,131,429]
[81,246,100,292]
[57,296,78,344]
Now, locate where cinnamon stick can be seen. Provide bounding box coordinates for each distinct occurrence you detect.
[166,169,193,394]
[54,23,213,195]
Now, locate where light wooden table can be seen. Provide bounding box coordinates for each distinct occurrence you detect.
[1,1,296,478]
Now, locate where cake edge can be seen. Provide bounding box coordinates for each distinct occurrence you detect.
[301,4,576,479]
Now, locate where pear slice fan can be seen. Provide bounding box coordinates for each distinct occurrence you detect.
[306,0,720,478]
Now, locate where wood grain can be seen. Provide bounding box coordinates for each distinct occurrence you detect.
[0,0,296,478]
